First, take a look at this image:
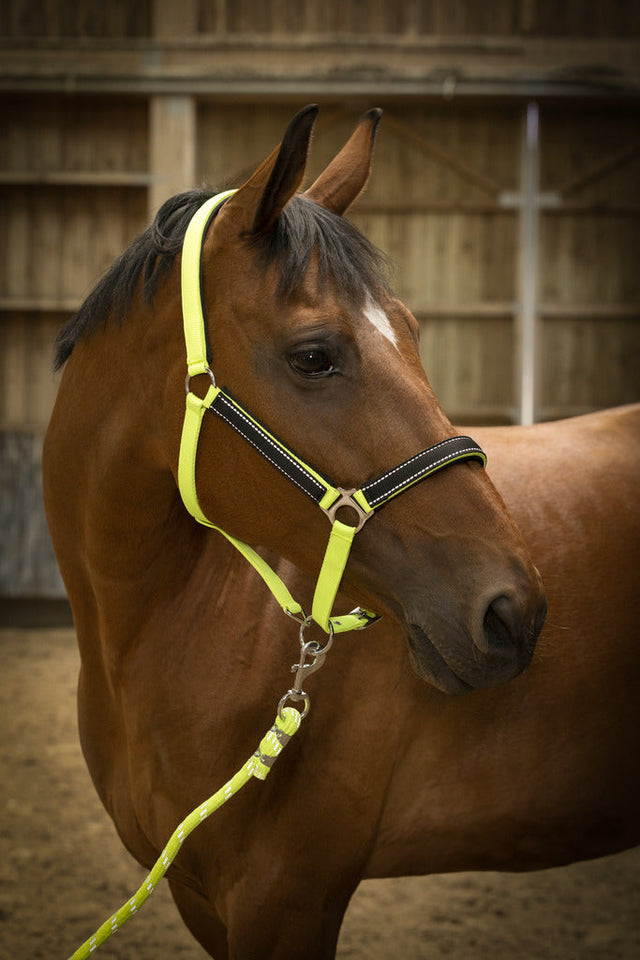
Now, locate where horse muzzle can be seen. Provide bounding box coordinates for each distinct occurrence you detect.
[406,577,547,695]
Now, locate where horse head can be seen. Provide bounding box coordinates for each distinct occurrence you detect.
[162,105,546,695]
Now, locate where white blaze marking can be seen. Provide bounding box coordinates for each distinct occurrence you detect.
[364,298,398,349]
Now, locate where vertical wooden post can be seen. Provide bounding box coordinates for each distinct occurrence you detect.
[149,0,198,221]
[148,96,197,221]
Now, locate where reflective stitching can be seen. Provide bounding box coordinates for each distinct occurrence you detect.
[211,395,327,502]
[362,437,466,492]
[211,391,483,512]
[365,448,483,506]
[363,440,484,507]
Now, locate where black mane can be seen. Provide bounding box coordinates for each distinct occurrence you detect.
[54,188,391,370]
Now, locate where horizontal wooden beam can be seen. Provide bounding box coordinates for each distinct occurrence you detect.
[355,201,640,215]
[0,298,81,313]
[413,303,516,318]
[414,303,640,320]
[538,303,640,319]
[1,38,638,98]
[0,171,152,186]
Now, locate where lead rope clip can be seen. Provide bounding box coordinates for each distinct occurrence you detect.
[278,617,334,719]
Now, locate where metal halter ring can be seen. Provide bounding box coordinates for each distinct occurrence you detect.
[185,365,217,394]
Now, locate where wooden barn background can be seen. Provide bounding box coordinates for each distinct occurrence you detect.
[1,0,639,613]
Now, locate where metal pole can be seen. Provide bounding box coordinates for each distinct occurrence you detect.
[518,102,540,425]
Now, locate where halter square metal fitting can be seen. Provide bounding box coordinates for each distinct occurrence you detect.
[320,488,373,533]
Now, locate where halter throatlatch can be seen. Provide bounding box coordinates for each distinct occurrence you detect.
[178,192,487,637]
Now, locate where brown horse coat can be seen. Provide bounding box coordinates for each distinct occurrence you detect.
[43,107,639,959]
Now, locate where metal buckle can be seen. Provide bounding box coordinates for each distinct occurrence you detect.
[321,488,372,533]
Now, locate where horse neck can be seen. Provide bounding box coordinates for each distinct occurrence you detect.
[49,307,234,653]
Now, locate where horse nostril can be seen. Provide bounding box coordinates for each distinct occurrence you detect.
[481,592,546,664]
[482,594,522,655]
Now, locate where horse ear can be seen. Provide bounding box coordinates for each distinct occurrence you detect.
[216,104,319,238]
[304,108,382,215]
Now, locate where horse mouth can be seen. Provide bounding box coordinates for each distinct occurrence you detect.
[406,620,537,695]
[406,625,475,695]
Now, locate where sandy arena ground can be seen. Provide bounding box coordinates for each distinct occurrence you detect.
[1,627,639,959]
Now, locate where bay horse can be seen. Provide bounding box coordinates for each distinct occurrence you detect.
[43,105,639,959]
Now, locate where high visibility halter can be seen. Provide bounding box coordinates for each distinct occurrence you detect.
[178,192,487,634]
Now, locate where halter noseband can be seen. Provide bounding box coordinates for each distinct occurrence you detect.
[178,192,487,636]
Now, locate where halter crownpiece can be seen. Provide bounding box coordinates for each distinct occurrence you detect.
[178,192,487,635]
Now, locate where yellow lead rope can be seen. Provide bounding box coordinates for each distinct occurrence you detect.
[67,707,302,960]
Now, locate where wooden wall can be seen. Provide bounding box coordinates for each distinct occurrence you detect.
[538,105,640,417]
[2,0,638,39]
[197,100,639,422]
[0,95,151,599]
[1,2,639,598]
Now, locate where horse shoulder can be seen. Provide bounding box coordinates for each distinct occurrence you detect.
[470,404,640,545]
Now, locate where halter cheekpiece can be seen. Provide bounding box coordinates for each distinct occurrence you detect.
[178,191,487,636]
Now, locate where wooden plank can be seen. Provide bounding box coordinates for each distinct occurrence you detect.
[1,95,149,176]
[0,312,63,434]
[418,316,515,421]
[32,188,62,303]
[540,317,640,413]
[152,0,198,37]
[540,107,640,205]
[0,186,147,304]
[558,144,640,198]
[539,214,640,306]
[352,210,517,310]
[60,188,92,303]
[0,0,150,38]
[1,188,29,299]
[382,113,502,197]
[0,297,82,312]
[197,102,298,187]
[0,313,28,428]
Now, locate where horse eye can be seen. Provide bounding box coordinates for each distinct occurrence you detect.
[289,348,335,378]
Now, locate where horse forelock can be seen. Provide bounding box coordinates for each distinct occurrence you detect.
[250,195,391,306]
[53,189,391,371]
